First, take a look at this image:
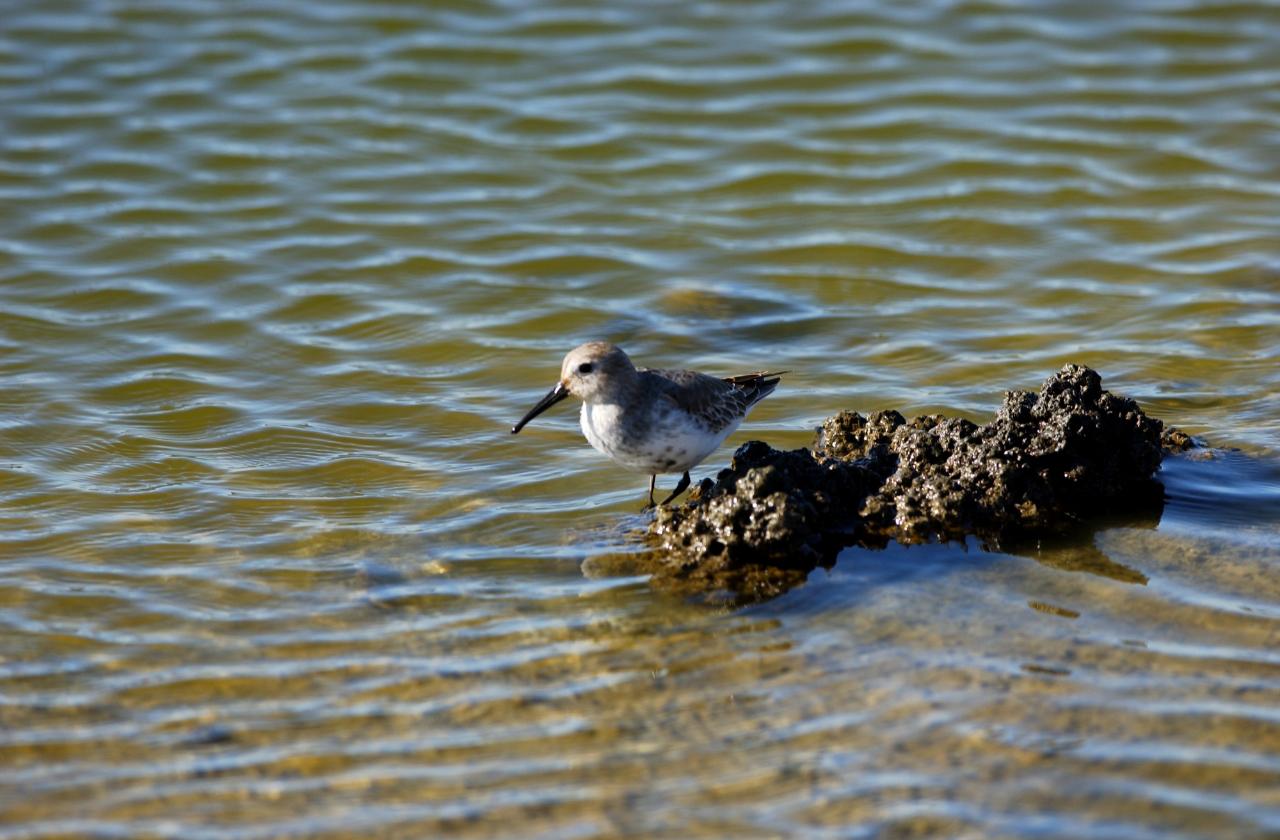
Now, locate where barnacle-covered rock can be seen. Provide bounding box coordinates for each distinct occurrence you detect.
[643,364,1183,601]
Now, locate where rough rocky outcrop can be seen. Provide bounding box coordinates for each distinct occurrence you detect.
[647,442,884,600]
[642,364,1191,601]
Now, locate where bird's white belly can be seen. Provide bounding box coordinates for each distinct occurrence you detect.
[581,402,734,474]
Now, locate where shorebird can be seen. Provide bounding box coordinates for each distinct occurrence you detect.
[511,342,784,508]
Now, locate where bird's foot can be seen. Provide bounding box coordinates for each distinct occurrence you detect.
[657,471,692,507]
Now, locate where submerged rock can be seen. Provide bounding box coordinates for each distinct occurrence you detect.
[643,364,1182,600]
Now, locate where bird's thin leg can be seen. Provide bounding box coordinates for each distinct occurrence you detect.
[658,471,691,507]
[642,474,657,511]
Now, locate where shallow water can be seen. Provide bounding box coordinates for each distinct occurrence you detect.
[2,0,1279,836]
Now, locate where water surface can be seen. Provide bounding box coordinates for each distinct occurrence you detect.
[2,0,1279,837]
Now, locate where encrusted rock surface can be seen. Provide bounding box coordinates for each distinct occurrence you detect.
[647,442,884,599]
[643,364,1187,600]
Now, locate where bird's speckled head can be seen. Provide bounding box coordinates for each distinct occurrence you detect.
[559,342,637,403]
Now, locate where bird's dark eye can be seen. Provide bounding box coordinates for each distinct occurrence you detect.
[577,362,594,374]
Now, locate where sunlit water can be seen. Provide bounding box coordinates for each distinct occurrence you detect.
[2,0,1279,837]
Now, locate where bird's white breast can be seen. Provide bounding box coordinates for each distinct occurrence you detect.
[580,402,644,471]
[580,401,735,475]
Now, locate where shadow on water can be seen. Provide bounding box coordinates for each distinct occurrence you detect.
[738,511,1160,620]
[572,487,1165,611]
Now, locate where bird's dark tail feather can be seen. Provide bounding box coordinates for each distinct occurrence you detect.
[723,370,787,407]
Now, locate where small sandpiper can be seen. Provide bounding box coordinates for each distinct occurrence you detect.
[511,342,784,508]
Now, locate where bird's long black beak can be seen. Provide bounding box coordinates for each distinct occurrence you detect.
[511,382,569,434]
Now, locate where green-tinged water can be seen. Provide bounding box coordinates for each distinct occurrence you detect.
[2,0,1279,836]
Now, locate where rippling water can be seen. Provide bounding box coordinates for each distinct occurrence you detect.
[2,0,1279,836]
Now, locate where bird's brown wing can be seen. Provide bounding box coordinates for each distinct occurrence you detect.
[645,369,785,433]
